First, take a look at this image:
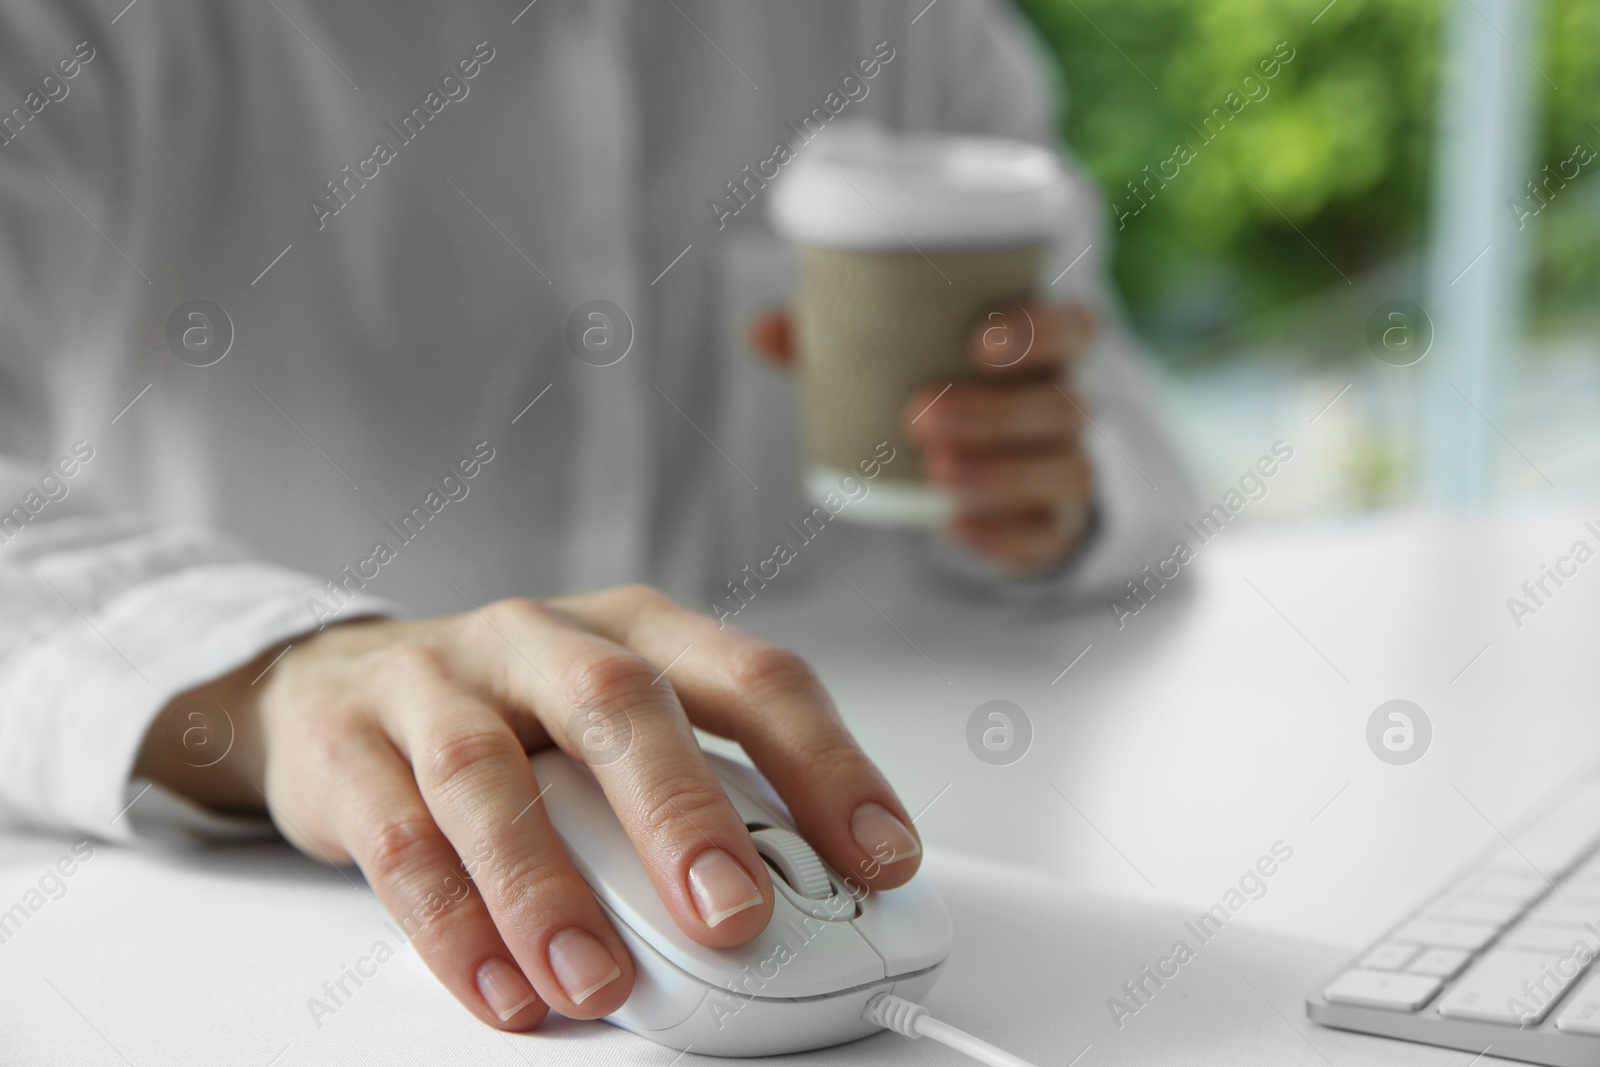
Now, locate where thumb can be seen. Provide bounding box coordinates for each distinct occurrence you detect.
[747,307,797,370]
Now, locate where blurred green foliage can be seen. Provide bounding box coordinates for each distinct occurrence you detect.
[1017,0,1600,349]
[1531,0,1600,337]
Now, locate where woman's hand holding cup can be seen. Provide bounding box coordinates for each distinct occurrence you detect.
[750,299,1098,569]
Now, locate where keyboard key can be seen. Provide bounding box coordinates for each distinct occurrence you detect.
[1464,873,1550,905]
[1425,897,1525,926]
[1313,777,1600,1053]
[1554,973,1600,1034]
[1437,950,1575,1025]
[1324,969,1441,1011]
[1553,887,1600,909]
[1567,854,1600,885]
[1359,942,1419,970]
[1500,922,1599,956]
[1513,812,1600,876]
[1525,899,1600,929]
[1408,947,1472,979]
[1392,919,1500,951]
[1480,851,1567,889]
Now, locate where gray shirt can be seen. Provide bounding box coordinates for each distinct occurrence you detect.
[0,0,1192,839]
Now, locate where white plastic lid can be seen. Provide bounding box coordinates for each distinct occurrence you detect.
[769,122,1069,249]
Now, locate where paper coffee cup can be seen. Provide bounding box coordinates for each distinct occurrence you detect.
[769,123,1070,528]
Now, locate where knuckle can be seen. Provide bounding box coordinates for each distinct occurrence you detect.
[615,582,670,609]
[632,772,731,839]
[362,813,443,886]
[480,852,573,913]
[726,641,819,697]
[419,725,524,796]
[791,731,870,787]
[299,711,363,772]
[567,696,634,737]
[567,649,660,710]
[478,596,553,631]
[565,698,641,766]
[378,642,450,685]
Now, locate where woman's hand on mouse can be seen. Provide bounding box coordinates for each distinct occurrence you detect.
[133,585,923,1031]
[750,299,1098,569]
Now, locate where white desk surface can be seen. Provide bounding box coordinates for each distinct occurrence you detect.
[5,503,1598,1065]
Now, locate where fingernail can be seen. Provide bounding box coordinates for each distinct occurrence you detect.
[477,956,540,1022]
[850,802,921,865]
[687,848,765,927]
[547,927,623,1005]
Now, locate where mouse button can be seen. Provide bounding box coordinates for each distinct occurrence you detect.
[630,893,883,997]
[529,751,677,951]
[850,876,954,977]
[772,879,861,923]
[702,900,886,996]
[749,827,832,900]
[704,753,792,824]
[717,784,783,833]
[530,753,882,997]
[596,900,710,1035]
[528,751,628,873]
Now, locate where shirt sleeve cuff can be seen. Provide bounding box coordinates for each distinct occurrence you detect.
[119,779,278,847]
[0,562,398,844]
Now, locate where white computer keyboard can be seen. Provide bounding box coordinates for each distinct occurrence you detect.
[1307,775,1600,1066]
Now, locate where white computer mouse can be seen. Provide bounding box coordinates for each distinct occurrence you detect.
[530,748,953,1057]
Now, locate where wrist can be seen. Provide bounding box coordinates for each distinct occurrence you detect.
[133,642,279,816]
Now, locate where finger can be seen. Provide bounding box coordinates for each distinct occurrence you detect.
[300,718,551,1031]
[904,380,1084,451]
[369,650,634,1019]
[747,307,796,369]
[968,301,1094,377]
[923,442,1094,510]
[951,506,1087,570]
[448,604,775,948]
[549,585,924,893]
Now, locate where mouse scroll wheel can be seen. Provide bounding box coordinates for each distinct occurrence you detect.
[750,827,833,900]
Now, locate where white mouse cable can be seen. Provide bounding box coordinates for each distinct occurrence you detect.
[863,993,1040,1067]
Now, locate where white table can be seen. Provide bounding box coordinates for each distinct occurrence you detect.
[741,504,1600,950]
[5,504,1597,1065]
